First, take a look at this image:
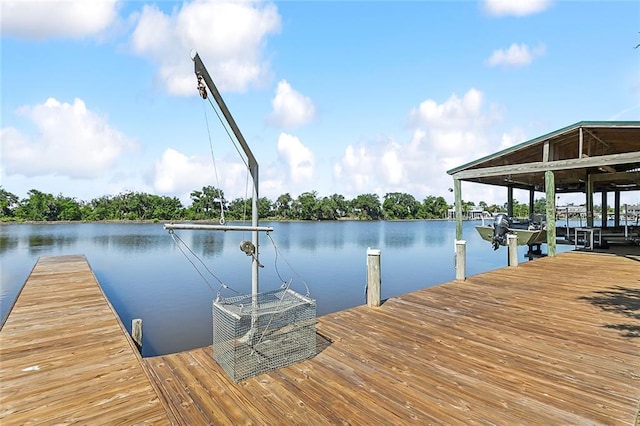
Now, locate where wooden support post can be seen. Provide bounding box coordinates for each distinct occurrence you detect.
[586,173,594,228]
[614,191,621,227]
[455,240,466,281]
[507,186,514,218]
[545,171,556,257]
[366,248,381,307]
[601,191,608,228]
[529,188,535,220]
[132,318,142,352]
[507,234,518,267]
[454,178,463,241]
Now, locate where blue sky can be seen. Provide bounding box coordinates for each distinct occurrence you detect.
[1,0,639,207]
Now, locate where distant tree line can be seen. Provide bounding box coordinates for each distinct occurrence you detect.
[0,185,543,223]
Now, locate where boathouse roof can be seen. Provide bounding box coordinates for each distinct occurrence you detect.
[447,121,640,193]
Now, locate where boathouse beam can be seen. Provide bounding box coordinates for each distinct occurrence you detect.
[545,171,557,256]
[451,151,640,180]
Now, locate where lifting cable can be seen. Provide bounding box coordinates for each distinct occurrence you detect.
[240,169,251,241]
[266,232,311,297]
[201,99,226,224]
[168,230,240,298]
[204,95,248,169]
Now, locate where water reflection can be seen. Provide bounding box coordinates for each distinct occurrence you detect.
[28,234,78,253]
[191,233,225,257]
[423,221,448,244]
[297,224,318,250]
[0,236,19,254]
[383,223,417,248]
[92,234,166,252]
[355,226,381,248]
[270,223,290,250]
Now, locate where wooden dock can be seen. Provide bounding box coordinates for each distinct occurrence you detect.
[1,251,639,424]
[0,255,170,424]
[145,250,640,424]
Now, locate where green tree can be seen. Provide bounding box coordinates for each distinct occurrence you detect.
[296,191,319,220]
[351,193,382,220]
[55,195,82,221]
[533,197,546,215]
[329,193,349,218]
[418,195,450,219]
[487,204,503,214]
[383,192,419,219]
[14,189,58,221]
[257,197,273,219]
[150,194,183,220]
[226,198,248,220]
[317,196,338,220]
[189,186,226,219]
[275,193,293,219]
[506,200,529,218]
[0,187,19,218]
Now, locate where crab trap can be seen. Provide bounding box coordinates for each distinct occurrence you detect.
[212,288,317,382]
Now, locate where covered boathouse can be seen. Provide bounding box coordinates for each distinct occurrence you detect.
[447,121,640,262]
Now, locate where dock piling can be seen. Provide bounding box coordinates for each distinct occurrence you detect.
[132,318,143,351]
[455,240,466,280]
[508,234,518,266]
[366,248,381,307]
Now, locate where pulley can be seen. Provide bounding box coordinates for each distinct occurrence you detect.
[240,240,255,256]
[197,74,208,99]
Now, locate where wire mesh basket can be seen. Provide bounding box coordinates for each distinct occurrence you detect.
[213,288,316,382]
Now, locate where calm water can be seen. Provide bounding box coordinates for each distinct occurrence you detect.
[0,221,572,356]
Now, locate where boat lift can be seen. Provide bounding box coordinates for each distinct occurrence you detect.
[164,50,272,300]
[164,51,316,382]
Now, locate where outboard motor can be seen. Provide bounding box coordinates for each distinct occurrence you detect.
[492,213,511,250]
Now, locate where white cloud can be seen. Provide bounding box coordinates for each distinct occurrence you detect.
[486,43,546,68]
[483,0,551,17]
[276,133,315,184]
[499,127,528,150]
[1,98,136,179]
[150,133,316,204]
[130,0,281,95]
[0,0,118,39]
[409,88,485,131]
[151,148,248,203]
[334,88,503,202]
[268,80,316,128]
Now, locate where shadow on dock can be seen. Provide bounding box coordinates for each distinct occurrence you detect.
[581,286,640,338]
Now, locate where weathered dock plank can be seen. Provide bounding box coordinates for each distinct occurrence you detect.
[145,250,640,424]
[0,255,171,425]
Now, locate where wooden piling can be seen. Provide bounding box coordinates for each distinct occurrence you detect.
[455,240,466,280]
[507,234,518,266]
[367,248,381,307]
[132,318,143,351]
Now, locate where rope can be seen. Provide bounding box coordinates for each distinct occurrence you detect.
[201,100,226,224]
[168,230,239,298]
[206,96,249,170]
[241,170,251,241]
[266,232,311,297]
